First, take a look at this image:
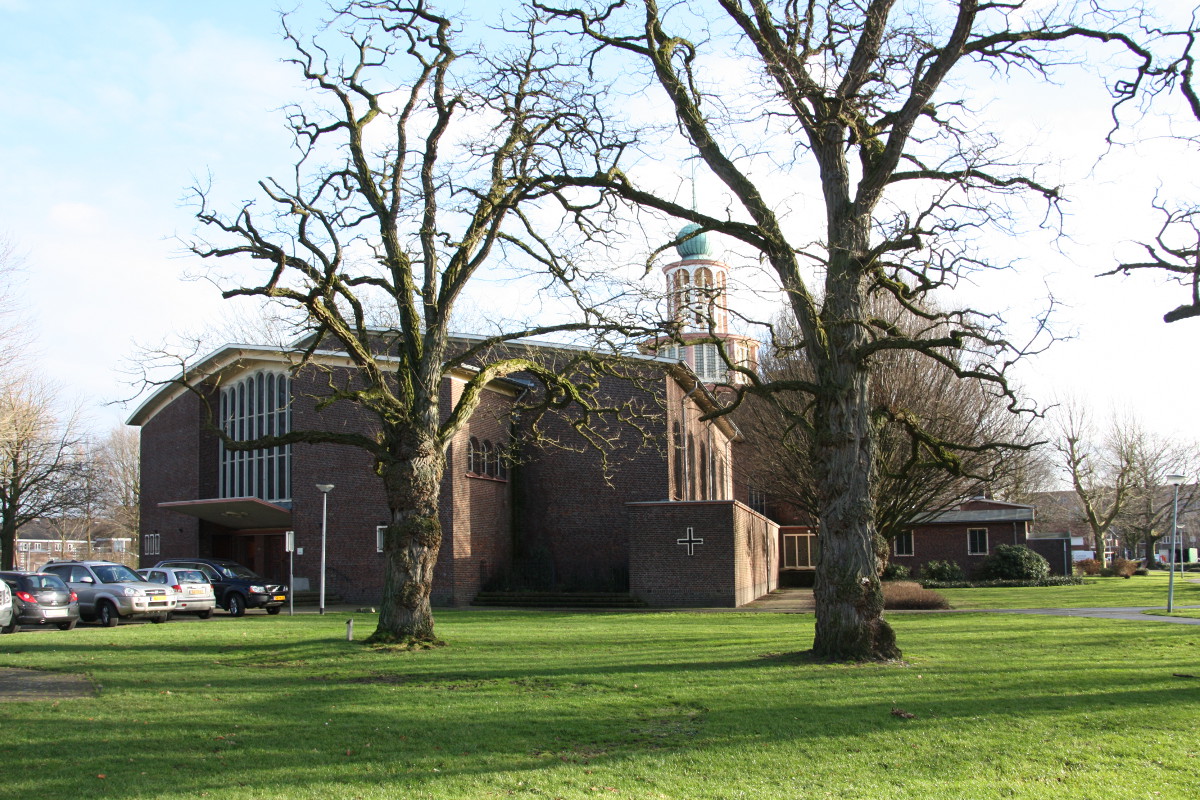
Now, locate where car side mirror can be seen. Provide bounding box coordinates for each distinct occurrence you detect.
[78,576,94,584]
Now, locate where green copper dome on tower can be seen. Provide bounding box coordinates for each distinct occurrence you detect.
[676,223,714,259]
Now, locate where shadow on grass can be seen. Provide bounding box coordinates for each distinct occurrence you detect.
[4,610,1199,798]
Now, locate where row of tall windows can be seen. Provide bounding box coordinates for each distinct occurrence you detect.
[218,370,292,503]
[655,342,724,383]
[467,437,508,480]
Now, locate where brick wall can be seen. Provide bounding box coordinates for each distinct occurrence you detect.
[139,390,203,565]
[627,500,777,606]
[896,520,1032,578]
[512,366,670,591]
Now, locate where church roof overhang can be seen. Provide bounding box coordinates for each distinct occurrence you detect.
[157,497,293,530]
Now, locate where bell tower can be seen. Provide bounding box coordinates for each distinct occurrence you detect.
[653,224,758,386]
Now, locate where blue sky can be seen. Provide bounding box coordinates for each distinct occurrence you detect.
[3,0,1200,455]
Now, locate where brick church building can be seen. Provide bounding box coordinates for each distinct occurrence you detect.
[131,228,781,607]
[131,228,1063,607]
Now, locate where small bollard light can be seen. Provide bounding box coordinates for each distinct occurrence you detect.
[346,618,354,641]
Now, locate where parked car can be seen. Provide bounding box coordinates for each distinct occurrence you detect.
[137,567,216,618]
[153,558,287,616]
[0,571,81,631]
[0,578,14,634]
[41,560,176,626]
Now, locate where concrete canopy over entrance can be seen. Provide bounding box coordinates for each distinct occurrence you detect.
[158,497,292,530]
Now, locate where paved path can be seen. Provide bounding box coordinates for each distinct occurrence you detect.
[740,589,1200,624]
[992,606,1200,625]
[0,668,94,702]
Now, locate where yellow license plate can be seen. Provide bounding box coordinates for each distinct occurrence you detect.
[272,595,286,601]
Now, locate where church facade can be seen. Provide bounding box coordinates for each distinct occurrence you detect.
[130,230,780,607]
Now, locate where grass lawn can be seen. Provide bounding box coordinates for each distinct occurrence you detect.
[938,570,1200,609]
[1,610,1199,799]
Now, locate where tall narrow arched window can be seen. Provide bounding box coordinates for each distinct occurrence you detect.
[496,446,508,481]
[481,440,494,477]
[218,370,291,502]
[694,267,713,325]
[673,270,690,323]
[699,443,708,501]
[468,437,481,474]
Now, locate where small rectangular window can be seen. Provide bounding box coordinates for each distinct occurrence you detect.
[142,533,161,556]
[894,531,914,557]
[376,525,387,554]
[967,528,988,556]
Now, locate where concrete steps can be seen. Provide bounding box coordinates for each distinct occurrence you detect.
[472,591,646,609]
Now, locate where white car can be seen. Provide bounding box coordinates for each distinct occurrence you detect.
[137,567,217,618]
[0,579,15,634]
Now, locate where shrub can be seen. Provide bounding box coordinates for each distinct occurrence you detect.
[1099,567,1116,577]
[1076,558,1102,576]
[920,576,1085,589]
[1134,567,1150,576]
[881,562,911,581]
[883,581,950,610]
[922,560,965,582]
[1112,558,1137,578]
[977,544,1050,581]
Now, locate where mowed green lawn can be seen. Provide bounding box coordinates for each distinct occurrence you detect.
[1,608,1198,800]
[939,570,1200,609]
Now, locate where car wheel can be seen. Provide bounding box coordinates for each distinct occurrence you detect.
[150,614,168,624]
[198,609,214,620]
[227,594,246,617]
[1,619,17,634]
[266,606,282,615]
[97,602,119,627]
[57,620,77,631]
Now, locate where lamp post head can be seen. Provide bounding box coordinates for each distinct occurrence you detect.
[1167,474,1187,486]
[316,484,335,494]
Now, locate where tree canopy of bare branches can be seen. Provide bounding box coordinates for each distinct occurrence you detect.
[738,308,1047,570]
[539,0,1170,660]
[1100,22,1200,321]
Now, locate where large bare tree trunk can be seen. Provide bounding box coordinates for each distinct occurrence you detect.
[371,437,446,645]
[810,215,899,662]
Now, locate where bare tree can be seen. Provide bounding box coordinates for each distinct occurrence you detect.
[95,427,140,551]
[1115,425,1200,563]
[177,3,643,645]
[540,0,1163,660]
[737,309,1045,568]
[0,379,85,570]
[1054,402,1136,568]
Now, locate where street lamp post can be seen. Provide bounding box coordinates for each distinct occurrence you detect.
[316,484,334,615]
[1166,474,1186,613]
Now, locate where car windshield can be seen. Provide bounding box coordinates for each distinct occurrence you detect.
[220,564,262,580]
[93,564,142,584]
[177,570,206,583]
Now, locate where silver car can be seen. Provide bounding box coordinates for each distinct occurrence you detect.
[42,560,176,626]
[137,567,217,618]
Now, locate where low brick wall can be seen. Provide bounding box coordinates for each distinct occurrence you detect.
[627,500,777,607]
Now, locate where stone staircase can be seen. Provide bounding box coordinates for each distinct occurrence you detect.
[472,591,647,609]
[290,590,344,606]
